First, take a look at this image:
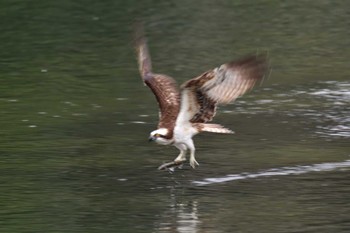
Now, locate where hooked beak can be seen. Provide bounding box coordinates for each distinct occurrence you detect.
[148,136,156,142]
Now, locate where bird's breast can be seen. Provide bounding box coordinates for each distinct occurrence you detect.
[173,124,199,143]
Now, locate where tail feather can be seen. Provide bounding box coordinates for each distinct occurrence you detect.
[199,123,234,134]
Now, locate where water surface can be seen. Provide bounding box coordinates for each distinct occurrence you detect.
[0,1,349,232]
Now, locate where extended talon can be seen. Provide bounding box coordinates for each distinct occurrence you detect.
[190,158,199,169]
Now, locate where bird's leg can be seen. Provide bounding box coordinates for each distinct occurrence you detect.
[174,143,187,163]
[158,144,187,171]
[186,140,199,169]
[190,151,199,169]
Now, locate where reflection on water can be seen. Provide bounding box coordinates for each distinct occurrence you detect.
[156,195,200,233]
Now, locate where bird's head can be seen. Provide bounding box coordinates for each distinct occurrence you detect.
[149,128,172,145]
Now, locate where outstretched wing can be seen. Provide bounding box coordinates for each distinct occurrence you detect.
[134,24,181,130]
[177,55,269,124]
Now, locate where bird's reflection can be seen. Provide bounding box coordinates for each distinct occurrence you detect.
[155,187,201,233]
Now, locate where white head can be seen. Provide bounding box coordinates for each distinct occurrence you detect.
[149,128,173,145]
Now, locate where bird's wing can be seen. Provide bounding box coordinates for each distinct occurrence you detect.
[177,55,269,124]
[134,24,181,130]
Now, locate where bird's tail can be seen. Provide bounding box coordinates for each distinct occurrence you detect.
[134,22,153,79]
[199,123,234,134]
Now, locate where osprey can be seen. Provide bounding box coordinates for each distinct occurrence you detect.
[134,26,268,170]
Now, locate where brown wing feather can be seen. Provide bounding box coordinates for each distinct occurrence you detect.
[134,24,181,134]
[181,54,269,123]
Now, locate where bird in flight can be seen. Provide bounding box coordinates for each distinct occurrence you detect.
[134,25,269,170]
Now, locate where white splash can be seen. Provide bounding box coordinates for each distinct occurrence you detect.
[131,121,146,124]
[193,160,350,186]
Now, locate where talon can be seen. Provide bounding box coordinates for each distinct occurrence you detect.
[190,158,199,169]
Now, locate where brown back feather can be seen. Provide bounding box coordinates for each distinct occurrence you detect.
[190,83,217,123]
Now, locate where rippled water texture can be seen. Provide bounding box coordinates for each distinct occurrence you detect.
[0,1,349,233]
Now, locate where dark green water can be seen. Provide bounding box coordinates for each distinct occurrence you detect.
[1,1,349,232]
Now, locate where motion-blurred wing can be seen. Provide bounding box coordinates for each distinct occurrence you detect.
[134,24,181,129]
[177,55,269,124]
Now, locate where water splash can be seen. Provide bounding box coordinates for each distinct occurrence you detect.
[193,160,350,186]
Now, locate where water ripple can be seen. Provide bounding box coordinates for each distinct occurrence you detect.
[245,81,350,138]
[193,159,350,186]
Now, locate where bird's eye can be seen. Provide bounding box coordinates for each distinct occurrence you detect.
[154,133,160,137]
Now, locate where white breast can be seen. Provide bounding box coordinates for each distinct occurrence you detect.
[174,123,198,144]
